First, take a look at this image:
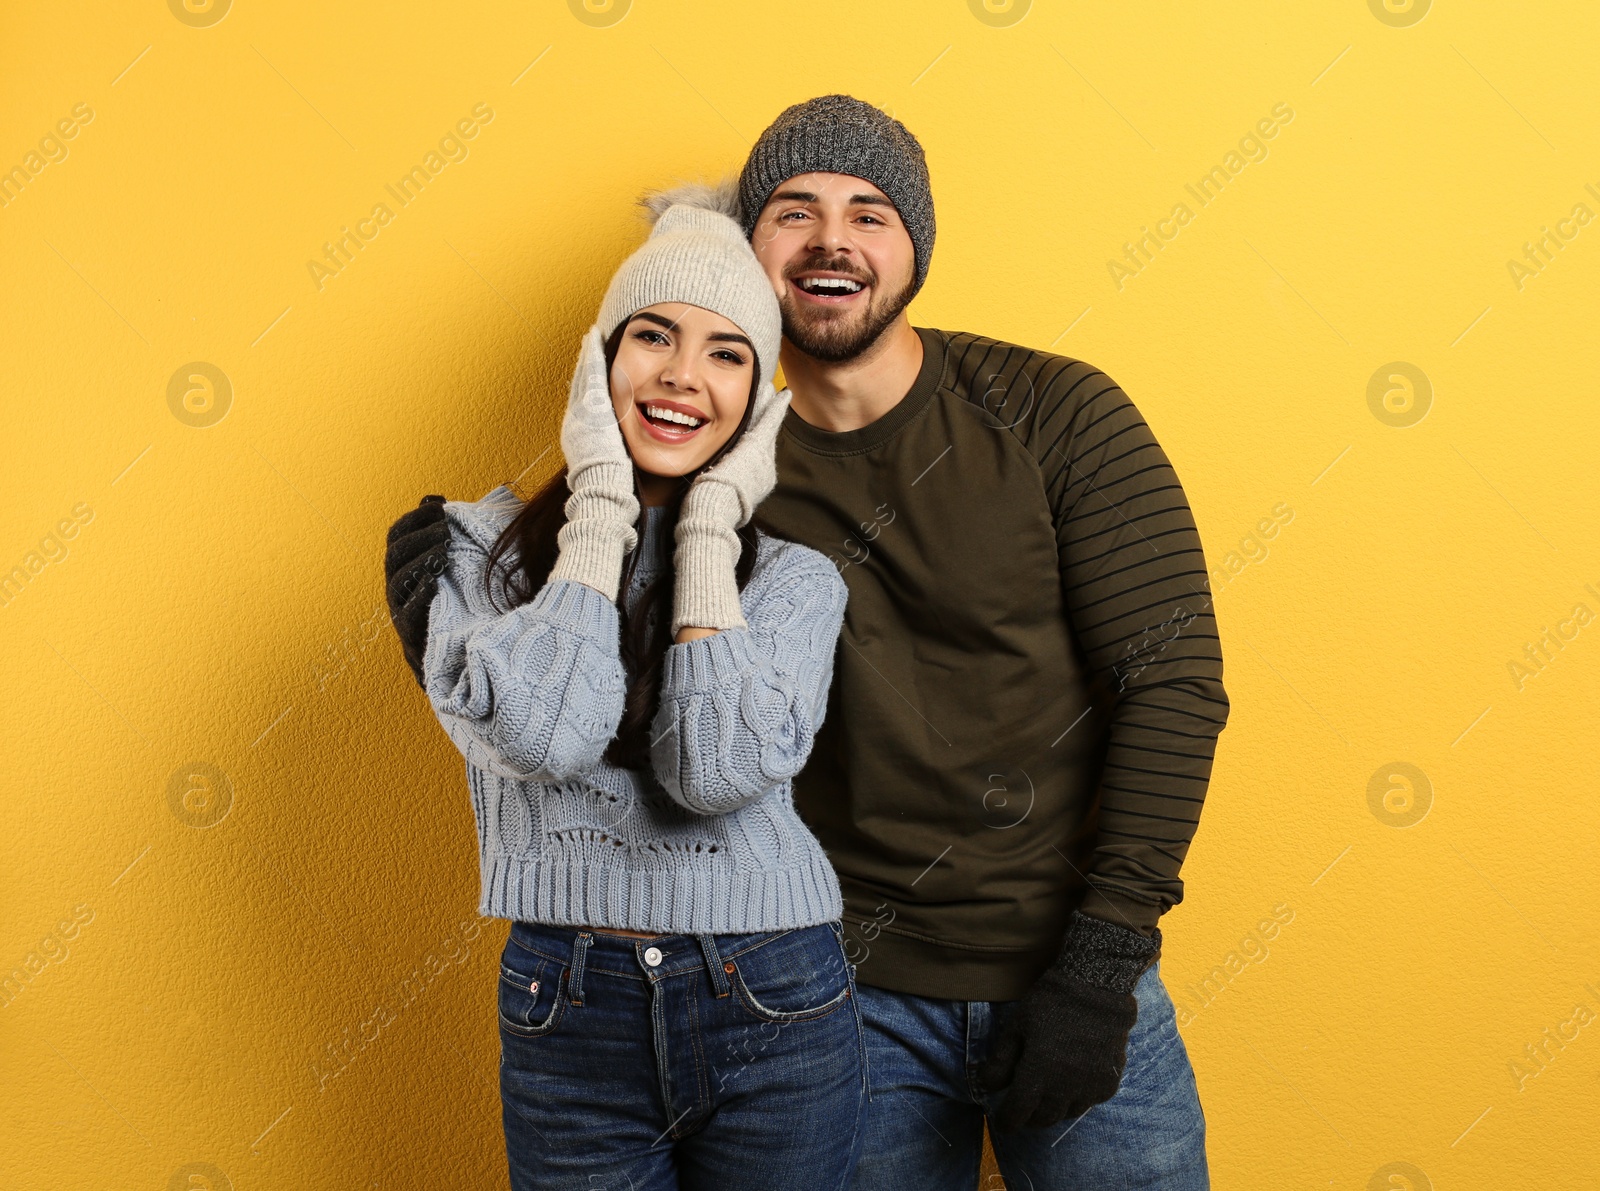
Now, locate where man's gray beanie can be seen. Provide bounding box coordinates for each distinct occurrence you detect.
[738,94,935,299]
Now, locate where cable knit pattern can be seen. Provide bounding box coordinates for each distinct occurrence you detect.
[421,484,849,933]
[651,549,844,814]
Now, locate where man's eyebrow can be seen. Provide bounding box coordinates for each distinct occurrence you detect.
[769,188,896,210]
[628,310,753,351]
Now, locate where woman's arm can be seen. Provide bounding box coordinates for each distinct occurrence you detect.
[425,324,639,783]
[649,543,848,815]
[424,516,626,784]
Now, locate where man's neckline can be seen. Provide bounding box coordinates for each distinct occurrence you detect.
[779,327,947,457]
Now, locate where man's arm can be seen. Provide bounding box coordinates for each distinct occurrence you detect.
[1038,363,1230,935]
[974,349,1229,1131]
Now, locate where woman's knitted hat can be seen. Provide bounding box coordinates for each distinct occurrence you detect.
[596,178,782,390]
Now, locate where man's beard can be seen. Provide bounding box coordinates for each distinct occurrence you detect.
[779,257,916,364]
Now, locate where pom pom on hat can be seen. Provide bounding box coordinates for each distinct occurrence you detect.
[637,176,742,223]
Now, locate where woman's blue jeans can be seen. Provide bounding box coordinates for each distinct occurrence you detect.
[497,918,867,1191]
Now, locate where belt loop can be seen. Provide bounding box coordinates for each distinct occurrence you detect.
[697,934,731,998]
[568,931,593,1006]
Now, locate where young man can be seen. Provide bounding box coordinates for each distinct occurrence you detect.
[733,95,1228,1188]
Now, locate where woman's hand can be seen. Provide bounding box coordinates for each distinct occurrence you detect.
[671,382,793,634]
[548,324,640,602]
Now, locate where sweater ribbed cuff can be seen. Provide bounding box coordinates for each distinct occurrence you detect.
[1055,909,1163,993]
[548,484,639,602]
[672,484,745,633]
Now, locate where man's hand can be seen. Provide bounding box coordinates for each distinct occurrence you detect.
[977,909,1161,1132]
[384,495,449,689]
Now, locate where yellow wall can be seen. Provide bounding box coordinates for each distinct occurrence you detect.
[4,1,1597,1187]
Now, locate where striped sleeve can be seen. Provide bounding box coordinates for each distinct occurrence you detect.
[1031,359,1230,936]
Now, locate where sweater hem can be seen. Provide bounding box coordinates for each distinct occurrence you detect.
[478,850,844,935]
[845,926,1061,1002]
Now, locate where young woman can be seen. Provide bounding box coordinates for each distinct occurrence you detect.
[382,183,862,1190]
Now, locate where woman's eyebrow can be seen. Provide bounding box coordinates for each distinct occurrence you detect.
[629,311,751,351]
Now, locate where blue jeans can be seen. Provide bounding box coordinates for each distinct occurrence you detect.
[847,960,1209,1190]
[498,919,867,1191]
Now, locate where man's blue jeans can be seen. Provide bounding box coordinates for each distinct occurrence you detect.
[497,919,867,1191]
[847,959,1209,1189]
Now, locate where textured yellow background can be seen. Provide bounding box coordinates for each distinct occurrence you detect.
[4,1,1598,1187]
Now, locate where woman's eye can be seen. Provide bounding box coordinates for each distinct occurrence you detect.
[712,350,746,365]
[633,329,669,346]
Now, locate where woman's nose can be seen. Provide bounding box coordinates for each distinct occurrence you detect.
[661,351,701,390]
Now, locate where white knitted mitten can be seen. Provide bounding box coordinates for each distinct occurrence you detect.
[672,383,792,633]
[548,324,640,602]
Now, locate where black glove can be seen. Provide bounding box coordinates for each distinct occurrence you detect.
[977,909,1161,1132]
[384,495,450,688]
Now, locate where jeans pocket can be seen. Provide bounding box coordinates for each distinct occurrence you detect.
[1121,963,1179,1077]
[498,946,567,1039]
[726,924,853,1024]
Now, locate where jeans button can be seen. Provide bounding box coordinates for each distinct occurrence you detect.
[643,946,663,967]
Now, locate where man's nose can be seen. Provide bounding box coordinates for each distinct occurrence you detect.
[809,211,854,257]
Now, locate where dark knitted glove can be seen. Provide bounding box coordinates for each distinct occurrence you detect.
[977,909,1162,1132]
[384,495,449,689]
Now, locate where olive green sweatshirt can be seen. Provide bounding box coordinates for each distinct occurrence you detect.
[759,326,1230,1002]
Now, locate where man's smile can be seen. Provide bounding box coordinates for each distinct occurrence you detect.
[790,269,871,307]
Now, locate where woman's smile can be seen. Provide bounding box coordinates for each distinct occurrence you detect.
[636,397,711,444]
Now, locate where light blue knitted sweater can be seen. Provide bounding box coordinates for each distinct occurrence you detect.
[422,485,849,934]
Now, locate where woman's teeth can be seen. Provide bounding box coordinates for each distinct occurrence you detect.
[643,404,705,429]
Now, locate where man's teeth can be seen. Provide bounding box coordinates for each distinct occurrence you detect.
[799,276,864,295]
[644,404,704,428]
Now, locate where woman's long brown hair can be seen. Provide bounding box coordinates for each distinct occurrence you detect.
[481,319,779,771]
